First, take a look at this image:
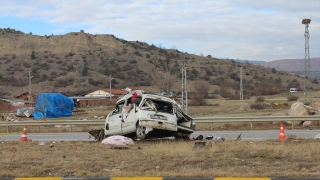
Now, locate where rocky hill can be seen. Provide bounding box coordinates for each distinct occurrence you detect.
[259,58,320,72]
[1,28,320,99]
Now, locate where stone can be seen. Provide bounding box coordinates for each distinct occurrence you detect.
[288,102,309,116]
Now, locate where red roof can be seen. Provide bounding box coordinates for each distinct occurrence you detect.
[101,88,128,95]
[128,86,144,91]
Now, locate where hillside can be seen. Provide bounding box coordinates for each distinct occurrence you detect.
[1,28,320,99]
[259,58,320,71]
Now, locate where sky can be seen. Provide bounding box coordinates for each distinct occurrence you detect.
[0,0,320,62]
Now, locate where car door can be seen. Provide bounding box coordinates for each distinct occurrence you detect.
[105,101,125,135]
[121,102,137,134]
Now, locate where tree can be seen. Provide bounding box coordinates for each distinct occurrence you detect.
[312,78,318,84]
[150,69,179,97]
[81,59,89,76]
[191,81,210,105]
[219,81,232,98]
[230,73,240,81]
[31,51,36,59]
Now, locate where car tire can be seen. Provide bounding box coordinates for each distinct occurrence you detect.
[98,129,105,141]
[136,124,147,140]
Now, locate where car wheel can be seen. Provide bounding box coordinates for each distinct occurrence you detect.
[98,129,105,141]
[136,124,147,140]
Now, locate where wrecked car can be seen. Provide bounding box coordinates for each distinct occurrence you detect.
[90,90,195,141]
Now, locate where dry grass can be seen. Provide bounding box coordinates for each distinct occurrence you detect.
[1,93,320,178]
[0,139,320,178]
[1,91,319,133]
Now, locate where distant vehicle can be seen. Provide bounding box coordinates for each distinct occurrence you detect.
[290,88,297,93]
[90,90,195,141]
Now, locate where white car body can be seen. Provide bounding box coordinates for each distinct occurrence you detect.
[290,88,297,93]
[103,91,195,140]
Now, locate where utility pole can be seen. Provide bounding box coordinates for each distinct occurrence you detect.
[302,18,312,105]
[109,74,113,105]
[240,67,243,110]
[181,55,188,114]
[28,71,33,108]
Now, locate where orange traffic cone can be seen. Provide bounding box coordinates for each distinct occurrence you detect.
[20,125,28,142]
[278,123,286,140]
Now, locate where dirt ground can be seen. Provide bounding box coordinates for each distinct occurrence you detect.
[0,139,319,178]
[1,93,320,178]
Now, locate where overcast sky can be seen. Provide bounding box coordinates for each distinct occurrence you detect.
[1,0,319,62]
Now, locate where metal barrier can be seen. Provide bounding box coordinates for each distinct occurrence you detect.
[0,116,319,133]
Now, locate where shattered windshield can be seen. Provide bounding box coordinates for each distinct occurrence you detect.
[141,98,173,114]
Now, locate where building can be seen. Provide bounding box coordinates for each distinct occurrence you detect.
[72,88,129,107]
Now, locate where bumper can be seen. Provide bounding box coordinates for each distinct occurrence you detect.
[140,119,177,131]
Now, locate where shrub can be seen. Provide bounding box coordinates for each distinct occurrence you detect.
[287,95,299,102]
[190,94,206,106]
[250,103,265,109]
[129,60,137,64]
[88,78,102,86]
[31,51,36,59]
[255,96,265,103]
[230,73,240,81]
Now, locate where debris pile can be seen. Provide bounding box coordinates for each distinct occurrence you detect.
[0,113,18,121]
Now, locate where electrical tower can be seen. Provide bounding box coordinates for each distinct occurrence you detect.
[302,18,312,105]
[240,67,243,110]
[181,55,188,114]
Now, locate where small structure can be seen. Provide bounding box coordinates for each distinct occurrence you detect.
[71,88,129,107]
[0,98,31,112]
[15,92,36,101]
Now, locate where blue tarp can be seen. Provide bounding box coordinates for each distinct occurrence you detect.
[34,93,74,119]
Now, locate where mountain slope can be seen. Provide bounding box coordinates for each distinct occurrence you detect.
[259,58,320,71]
[1,28,319,98]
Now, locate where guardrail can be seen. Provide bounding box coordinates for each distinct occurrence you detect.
[0,116,319,133]
[194,115,320,122]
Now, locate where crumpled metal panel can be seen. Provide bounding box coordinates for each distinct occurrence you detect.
[140,119,177,131]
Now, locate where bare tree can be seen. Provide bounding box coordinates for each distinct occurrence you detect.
[150,69,179,97]
[191,81,210,105]
[219,81,232,98]
[193,80,210,98]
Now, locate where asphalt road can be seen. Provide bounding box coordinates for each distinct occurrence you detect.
[0,130,319,141]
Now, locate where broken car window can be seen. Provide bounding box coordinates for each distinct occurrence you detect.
[141,99,173,114]
[113,101,125,114]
